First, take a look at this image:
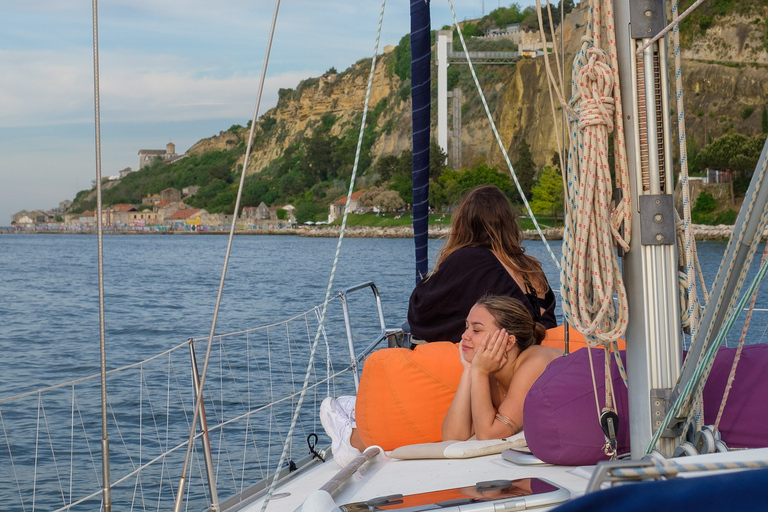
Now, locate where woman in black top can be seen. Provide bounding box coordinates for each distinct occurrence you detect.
[408,185,556,343]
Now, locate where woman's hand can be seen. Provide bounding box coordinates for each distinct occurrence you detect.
[471,329,508,375]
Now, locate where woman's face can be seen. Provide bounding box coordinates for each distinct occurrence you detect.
[460,304,500,363]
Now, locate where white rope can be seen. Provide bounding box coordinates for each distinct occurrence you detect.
[260,1,388,508]
[671,0,703,336]
[447,0,561,273]
[560,0,632,345]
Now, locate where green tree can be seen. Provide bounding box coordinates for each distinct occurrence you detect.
[295,200,325,223]
[691,192,718,224]
[513,139,536,201]
[530,167,564,222]
[375,155,402,181]
[696,133,764,195]
[438,162,515,206]
[762,106,768,134]
[303,133,341,181]
[392,34,411,81]
[389,172,414,205]
[430,140,448,181]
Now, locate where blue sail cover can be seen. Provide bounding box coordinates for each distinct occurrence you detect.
[553,467,768,512]
[410,0,430,282]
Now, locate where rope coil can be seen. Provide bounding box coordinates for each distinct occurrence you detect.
[561,0,632,349]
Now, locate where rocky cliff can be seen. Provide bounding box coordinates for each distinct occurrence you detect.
[189,5,768,177]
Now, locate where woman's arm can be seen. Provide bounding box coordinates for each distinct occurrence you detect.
[469,330,518,440]
[442,343,474,440]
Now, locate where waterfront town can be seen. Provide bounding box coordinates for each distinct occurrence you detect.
[9,187,299,233]
[8,142,299,233]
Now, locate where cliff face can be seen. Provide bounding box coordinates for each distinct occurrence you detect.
[189,57,413,173]
[190,6,768,176]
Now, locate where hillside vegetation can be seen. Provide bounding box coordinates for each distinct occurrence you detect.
[69,2,768,224]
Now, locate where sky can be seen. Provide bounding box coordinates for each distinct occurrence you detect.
[0,0,537,225]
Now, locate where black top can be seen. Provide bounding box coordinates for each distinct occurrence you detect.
[407,246,557,343]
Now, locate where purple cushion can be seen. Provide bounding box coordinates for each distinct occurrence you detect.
[523,348,630,466]
[523,345,768,465]
[702,344,768,448]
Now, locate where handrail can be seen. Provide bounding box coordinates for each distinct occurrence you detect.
[339,281,388,390]
[190,340,220,511]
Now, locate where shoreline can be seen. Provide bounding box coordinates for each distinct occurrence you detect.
[0,224,738,240]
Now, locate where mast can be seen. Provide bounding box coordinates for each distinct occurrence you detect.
[411,0,431,282]
[613,0,683,457]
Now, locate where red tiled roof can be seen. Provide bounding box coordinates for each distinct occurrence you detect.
[111,204,136,212]
[167,208,200,220]
[156,200,169,207]
[334,190,364,204]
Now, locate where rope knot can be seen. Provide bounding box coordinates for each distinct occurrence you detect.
[577,48,615,131]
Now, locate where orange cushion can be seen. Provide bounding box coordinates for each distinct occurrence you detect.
[356,342,463,450]
[542,324,626,351]
[356,326,624,451]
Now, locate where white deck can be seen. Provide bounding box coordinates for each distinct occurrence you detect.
[240,447,768,511]
[243,450,590,511]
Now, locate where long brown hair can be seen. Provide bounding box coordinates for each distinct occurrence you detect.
[475,295,546,350]
[433,185,548,293]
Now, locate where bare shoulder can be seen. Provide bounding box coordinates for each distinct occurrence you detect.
[518,345,562,368]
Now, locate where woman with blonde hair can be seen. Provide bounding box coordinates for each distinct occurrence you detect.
[408,185,556,343]
[442,295,561,441]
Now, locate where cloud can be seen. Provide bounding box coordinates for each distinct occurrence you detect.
[0,0,533,223]
[0,45,315,127]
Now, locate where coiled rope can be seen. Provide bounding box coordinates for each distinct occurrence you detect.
[561,0,632,348]
[260,0,388,509]
[533,0,631,453]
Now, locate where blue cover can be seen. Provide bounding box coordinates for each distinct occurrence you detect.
[410,0,430,282]
[553,467,768,512]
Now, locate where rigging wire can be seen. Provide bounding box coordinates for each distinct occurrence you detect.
[646,195,768,452]
[713,243,768,431]
[89,0,112,509]
[260,0,388,509]
[447,0,561,273]
[175,1,283,510]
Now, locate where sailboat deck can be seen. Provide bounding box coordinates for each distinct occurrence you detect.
[242,447,768,511]
[243,451,590,511]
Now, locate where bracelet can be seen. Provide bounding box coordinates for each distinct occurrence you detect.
[495,412,520,434]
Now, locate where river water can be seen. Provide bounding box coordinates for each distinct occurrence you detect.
[2,234,767,397]
[1,233,765,510]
